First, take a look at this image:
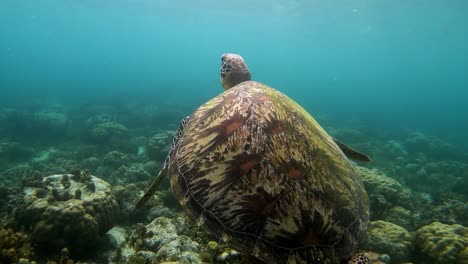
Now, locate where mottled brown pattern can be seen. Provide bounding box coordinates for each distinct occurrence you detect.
[263,112,287,135]
[168,81,369,263]
[221,54,251,90]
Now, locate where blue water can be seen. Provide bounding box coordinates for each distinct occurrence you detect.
[1,0,467,144]
[1,2,468,262]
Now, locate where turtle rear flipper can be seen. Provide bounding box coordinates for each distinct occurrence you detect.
[345,250,372,263]
[333,138,372,162]
[136,116,190,209]
[136,164,168,208]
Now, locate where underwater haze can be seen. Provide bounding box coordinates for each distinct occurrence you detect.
[1,1,468,263]
[1,0,468,142]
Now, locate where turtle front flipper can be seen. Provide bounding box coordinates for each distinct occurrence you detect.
[333,138,372,162]
[136,115,190,209]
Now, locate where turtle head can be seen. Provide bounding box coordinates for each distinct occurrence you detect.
[220,53,251,90]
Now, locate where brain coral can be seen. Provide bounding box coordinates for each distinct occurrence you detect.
[0,228,35,263]
[16,171,119,253]
[356,166,414,219]
[362,220,413,263]
[416,222,467,264]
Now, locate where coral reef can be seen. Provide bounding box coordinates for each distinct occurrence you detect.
[0,165,34,187]
[120,215,243,264]
[2,107,70,143]
[31,156,80,177]
[80,156,100,172]
[124,217,203,263]
[362,220,413,263]
[155,235,203,263]
[380,206,413,230]
[0,141,34,170]
[396,159,468,200]
[112,183,174,224]
[422,160,467,198]
[384,139,409,157]
[374,132,468,200]
[203,240,242,263]
[405,132,461,161]
[15,171,119,254]
[143,160,161,175]
[108,163,152,185]
[124,101,187,130]
[32,111,70,135]
[416,222,467,264]
[103,151,128,168]
[0,228,35,263]
[90,121,129,140]
[84,114,114,128]
[146,131,174,161]
[85,116,133,151]
[129,217,179,252]
[415,199,468,229]
[0,107,70,143]
[0,185,21,228]
[1,100,466,264]
[356,166,416,229]
[430,200,467,226]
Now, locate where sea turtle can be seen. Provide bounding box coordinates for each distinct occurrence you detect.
[137,54,372,263]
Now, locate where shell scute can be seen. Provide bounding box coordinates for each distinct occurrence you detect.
[169,81,369,263]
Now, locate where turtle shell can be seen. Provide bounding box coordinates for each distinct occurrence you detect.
[168,81,369,263]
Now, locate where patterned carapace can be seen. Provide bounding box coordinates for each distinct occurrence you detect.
[167,81,370,263]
